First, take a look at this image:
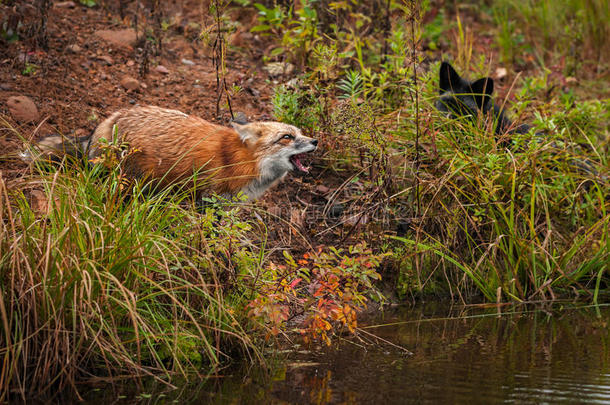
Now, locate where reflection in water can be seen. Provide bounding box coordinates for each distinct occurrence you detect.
[83,304,609,404]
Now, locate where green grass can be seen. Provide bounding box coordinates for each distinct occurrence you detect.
[0,158,264,401]
[491,0,609,72]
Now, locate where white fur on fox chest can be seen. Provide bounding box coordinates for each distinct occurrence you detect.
[240,150,293,199]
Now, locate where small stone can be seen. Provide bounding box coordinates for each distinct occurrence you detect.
[0,83,11,91]
[129,99,136,104]
[140,83,148,89]
[126,60,135,67]
[67,44,82,53]
[495,67,508,80]
[100,72,108,80]
[181,58,195,66]
[96,55,113,65]
[155,65,169,74]
[263,62,295,77]
[95,29,137,48]
[315,185,330,194]
[55,1,76,8]
[6,95,40,123]
[120,76,140,91]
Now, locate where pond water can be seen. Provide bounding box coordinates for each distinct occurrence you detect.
[84,303,610,404]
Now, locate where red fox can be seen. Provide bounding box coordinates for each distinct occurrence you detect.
[28,105,318,199]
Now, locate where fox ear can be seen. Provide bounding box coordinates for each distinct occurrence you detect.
[439,62,462,93]
[231,122,258,144]
[470,77,494,108]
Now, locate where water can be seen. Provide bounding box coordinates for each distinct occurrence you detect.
[84,303,610,404]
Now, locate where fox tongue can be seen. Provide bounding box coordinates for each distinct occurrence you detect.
[291,154,309,173]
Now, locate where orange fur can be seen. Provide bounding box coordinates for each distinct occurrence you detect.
[86,106,317,198]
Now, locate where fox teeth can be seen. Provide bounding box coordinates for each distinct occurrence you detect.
[290,153,309,173]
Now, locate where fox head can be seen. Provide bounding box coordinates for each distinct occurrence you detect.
[231,120,318,186]
[436,61,495,121]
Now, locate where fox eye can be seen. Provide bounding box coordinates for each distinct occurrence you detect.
[281,134,295,140]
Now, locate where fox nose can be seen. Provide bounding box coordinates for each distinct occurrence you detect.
[311,139,318,147]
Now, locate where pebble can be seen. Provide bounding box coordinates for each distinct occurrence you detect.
[495,67,508,80]
[120,76,140,91]
[181,58,195,66]
[155,65,170,74]
[96,55,113,65]
[263,62,295,77]
[6,95,40,123]
[67,44,82,53]
[55,1,76,8]
[315,185,330,194]
[0,83,11,91]
[94,29,137,48]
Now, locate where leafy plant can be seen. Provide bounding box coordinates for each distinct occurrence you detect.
[247,243,387,345]
[337,70,363,100]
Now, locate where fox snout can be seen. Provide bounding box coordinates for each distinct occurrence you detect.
[296,136,318,152]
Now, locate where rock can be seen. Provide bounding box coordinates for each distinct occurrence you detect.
[96,55,113,65]
[494,67,508,80]
[55,1,76,8]
[263,62,295,77]
[6,96,39,123]
[315,185,330,194]
[181,58,195,66]
[155,65,169,74]
[67,44,82,53]
[95,29,137,48]
[126,60,135,67]
[120,76,140,91]
[0,83,11,91]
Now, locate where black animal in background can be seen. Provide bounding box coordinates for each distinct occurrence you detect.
[436,61,530,137]
[435,61,606,182]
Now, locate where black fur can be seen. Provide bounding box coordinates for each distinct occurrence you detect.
[435,62,605,181]
[436,61,530,136]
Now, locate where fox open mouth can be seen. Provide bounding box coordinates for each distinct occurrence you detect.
[289,153,310,173]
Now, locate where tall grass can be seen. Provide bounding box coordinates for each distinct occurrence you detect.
[491,0,609,71]
[0,158,263,401]
[259,0,609,302]
[391,88,609,302]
